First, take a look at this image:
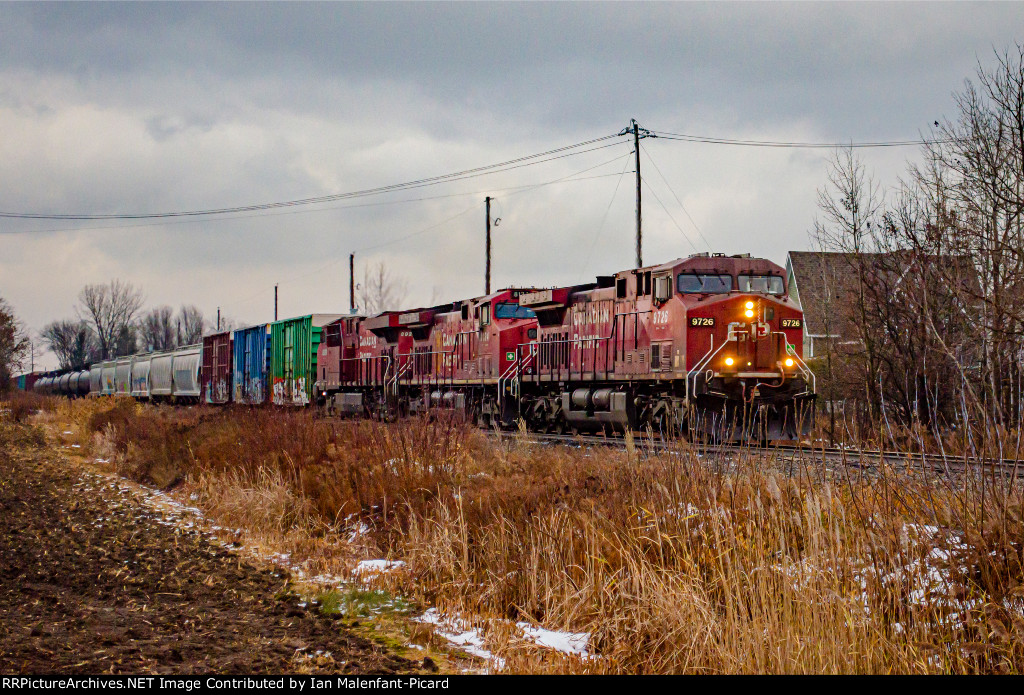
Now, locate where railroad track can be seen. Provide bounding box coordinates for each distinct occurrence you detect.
[495,431,1024,478]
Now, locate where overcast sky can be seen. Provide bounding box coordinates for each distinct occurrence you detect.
[2,1,1022,368]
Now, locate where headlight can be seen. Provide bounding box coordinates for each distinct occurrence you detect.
[785,358,794,367]
[724,357,734,367]
[745,301,754,310]
[744,309,754,318]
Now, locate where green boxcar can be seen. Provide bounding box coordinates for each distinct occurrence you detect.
[270,314,344,406]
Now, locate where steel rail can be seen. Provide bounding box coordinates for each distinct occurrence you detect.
[491,431,1023,477]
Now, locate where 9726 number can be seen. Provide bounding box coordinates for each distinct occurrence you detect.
[781,318,803,328]
[689,317,715,327]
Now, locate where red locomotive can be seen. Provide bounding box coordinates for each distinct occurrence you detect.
[316,288,540,426]
[315,253,814,440]
[517,253,814,439]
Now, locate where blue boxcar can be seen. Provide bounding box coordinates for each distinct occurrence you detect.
[233,323,271,405]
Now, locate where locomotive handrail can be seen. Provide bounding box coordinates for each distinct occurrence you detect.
[338,353,391,388]
[387,359,411,395]
[333,329,477,406]
[384,331,473,384]
[524,334,615,382]
[517,343,538,393]
[781,337,816,396]
[504,342,539,396]
[688,323,753,400]
[498,341,540,422]
[687,334,720,402]
[497,359,520,414]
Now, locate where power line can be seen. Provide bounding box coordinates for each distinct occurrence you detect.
[218,154,635,310]
[354,153,633,254]
[639,142,714,253]
[0,169,628,236]
[652,129,949,149]
[577,155,633,282]
[0,134,621,221]
[500,152,631,201]
[641,179,700,254]
[2,125,948,223]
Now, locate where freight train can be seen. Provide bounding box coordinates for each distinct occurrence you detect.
[26,253,815,441]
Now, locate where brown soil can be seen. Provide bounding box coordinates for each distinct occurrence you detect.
[0,422,419,675]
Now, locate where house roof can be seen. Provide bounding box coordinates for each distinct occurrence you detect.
[786,250,982,339]
[786,251,874,338]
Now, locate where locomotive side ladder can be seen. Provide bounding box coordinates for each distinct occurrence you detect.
[498,343,538,423]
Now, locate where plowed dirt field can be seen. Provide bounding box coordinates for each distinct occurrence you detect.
[0,423,418,675]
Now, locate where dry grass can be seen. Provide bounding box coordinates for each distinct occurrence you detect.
[815,401,1024,464]
[43,398,1024,673]
[0,388,59,424]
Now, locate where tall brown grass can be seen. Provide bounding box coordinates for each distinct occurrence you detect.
[0,388,59,424]
[52,398,1024,673]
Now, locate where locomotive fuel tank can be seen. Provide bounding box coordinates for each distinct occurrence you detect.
[562,388,630,428]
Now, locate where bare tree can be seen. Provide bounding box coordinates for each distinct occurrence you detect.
[77,280,145,360]
[871,190,975,429]
[357,262,409,315]
[137,306,177,352]
[812,147,885,420]
[909,44,1024,423]
[176,305,206,345]
[0,297,31,388]
[113,324,137,357]
[40,319,97,370]
[214,314,243,333]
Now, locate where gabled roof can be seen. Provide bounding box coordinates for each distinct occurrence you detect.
[786,251,875,338]
[786,250,982,339]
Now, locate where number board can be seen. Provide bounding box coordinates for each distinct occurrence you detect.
[689,316,715,327]
[781,318,803,329]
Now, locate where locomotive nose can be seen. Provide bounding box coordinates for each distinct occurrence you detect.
[712,294,793,376]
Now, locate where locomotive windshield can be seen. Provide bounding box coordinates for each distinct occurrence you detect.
[494,303,536,319]
[737,275,785,295]
[677,274,732,294]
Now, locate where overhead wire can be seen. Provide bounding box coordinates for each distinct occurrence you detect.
[577,155,633,282]
[641,178,700,254]
[0,135,622,221]
[639,142,714,253]
[12,122,949,314]
[0,169,628,236]
[218,150,634,311]
[651,128,949,149]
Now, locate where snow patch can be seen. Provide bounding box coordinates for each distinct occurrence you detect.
[516,622,592,657]
[416,608,498,666]
[354,559,406,575]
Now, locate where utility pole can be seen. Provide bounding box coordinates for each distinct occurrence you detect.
[349,253,356,313]
[274,284,278,322]
[485,196,492,294]
[619,119,655,268]
[217,307,221,331]
[633,120,642,268]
